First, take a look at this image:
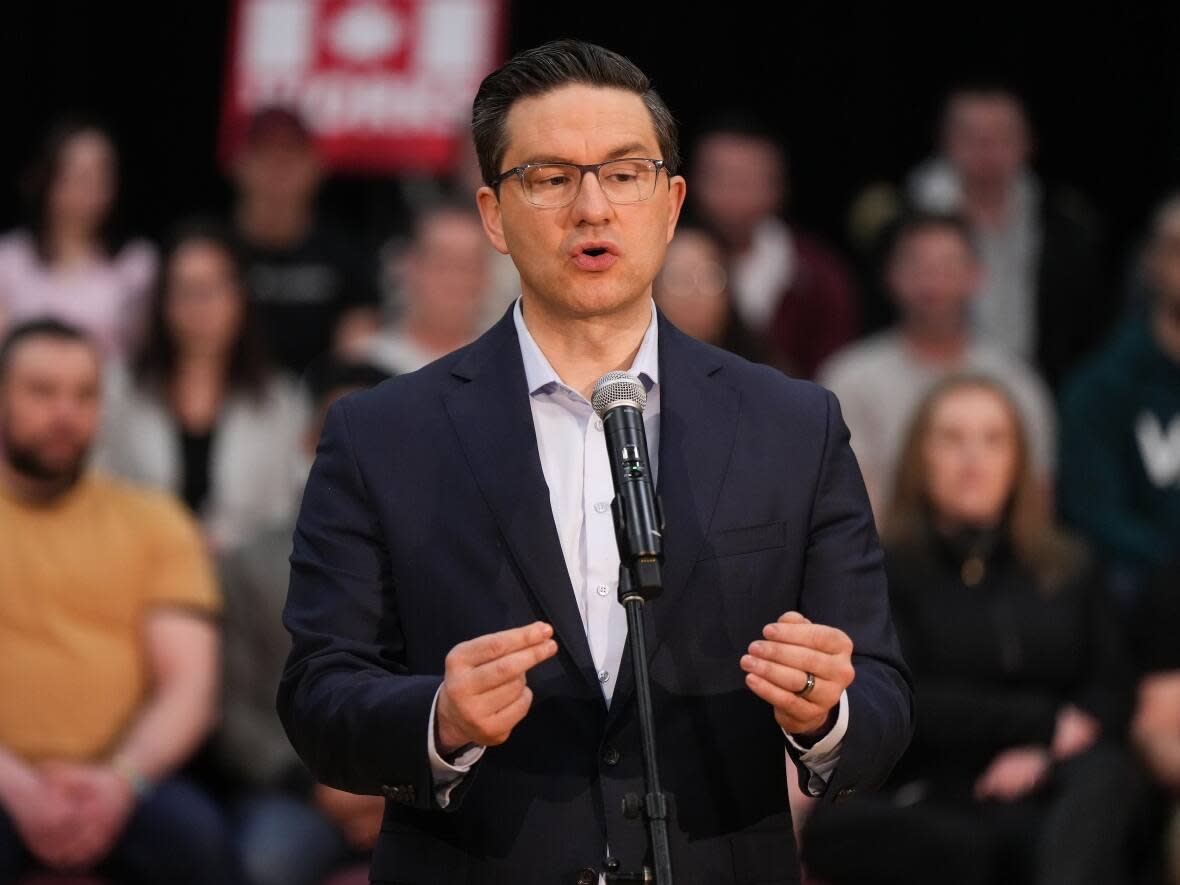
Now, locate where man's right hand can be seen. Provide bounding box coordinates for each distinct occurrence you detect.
[5,776,82,870]
[435,621,557,755]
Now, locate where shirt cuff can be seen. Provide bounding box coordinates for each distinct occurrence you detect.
[783,689,849,797]
[427,686,485,808]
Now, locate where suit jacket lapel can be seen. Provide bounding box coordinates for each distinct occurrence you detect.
[444,311,603,701]
[607,315,741,728]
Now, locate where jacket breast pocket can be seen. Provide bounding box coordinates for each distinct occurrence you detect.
[698,520,788,561]
[688,520,796,658]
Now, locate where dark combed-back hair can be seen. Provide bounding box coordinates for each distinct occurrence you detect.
[885,209,980,261]
[0,318,95,381]
[692,108,787,162]
[471,39,680,185]
[132,219,271,399]
[21,116,127,263]
[941,79,1029,118]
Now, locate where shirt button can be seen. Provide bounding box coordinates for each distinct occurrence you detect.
[598,669,610,683]
[596,584,609,597]
[594,418,603,431]
[594,501,608,513]
[601,744,620,766]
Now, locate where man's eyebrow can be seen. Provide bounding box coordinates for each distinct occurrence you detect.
[516,143,657,166]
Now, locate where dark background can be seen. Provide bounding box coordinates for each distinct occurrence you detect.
[4,1,1180,267]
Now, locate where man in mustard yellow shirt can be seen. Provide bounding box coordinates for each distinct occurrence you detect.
[0,319,231,884]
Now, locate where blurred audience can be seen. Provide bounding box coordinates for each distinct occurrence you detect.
[94,221,308,553]
[231,106,379,374]
[215,357,389,885]
[1130,559,1180,885]
[0,319,230,884]
[653,223,775,365]
[801,375,1144,885]
[690,112,859,377]
[904,85,1111,388]
[4,59,1177,881]
[362,202,489,374]
[0,119,156,359]
[444,128,521,329]
[1059,193,1180,601]
[818,211,1055,516]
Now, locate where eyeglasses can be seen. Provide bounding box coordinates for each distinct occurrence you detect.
[489,158,667,208]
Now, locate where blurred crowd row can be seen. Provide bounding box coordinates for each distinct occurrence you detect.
[0,85,1177,885]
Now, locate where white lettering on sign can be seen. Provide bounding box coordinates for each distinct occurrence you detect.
[329,1,405,63]
[223,0,501,172]
[1135,411,1180,488]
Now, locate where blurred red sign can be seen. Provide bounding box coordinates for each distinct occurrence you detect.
[221,0,504,172]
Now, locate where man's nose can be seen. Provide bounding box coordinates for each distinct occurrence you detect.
[570,169,613,224]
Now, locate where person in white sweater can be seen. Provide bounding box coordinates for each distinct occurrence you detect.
[95,220,307,553]
[819,210,1055,520]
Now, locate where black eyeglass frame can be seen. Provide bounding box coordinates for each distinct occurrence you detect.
[488,158,668,206]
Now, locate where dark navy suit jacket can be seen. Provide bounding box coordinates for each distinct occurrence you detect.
[278,307,913,885]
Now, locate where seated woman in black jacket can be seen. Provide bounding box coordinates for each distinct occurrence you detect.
[801,373,1146,885]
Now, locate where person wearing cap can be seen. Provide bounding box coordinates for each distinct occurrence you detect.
[279,40,913,884]
[230,106,380,375]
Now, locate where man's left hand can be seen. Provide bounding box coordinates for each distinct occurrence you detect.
[740,611,855,738]
[40,762,135,868]
[314,784,384,851]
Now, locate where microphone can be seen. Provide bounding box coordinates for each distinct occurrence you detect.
[592,371,664,600]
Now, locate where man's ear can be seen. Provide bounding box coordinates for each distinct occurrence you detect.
[665,175,687,244]
[476,186,510,255]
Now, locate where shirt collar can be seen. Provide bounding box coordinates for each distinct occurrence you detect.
[513,297,660,397]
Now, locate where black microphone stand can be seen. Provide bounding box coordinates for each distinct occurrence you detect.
[593,373,674,884]
[608,561,674,885]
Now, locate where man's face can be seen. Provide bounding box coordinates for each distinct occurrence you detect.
[476,84,686,320]
[50,130,116,232]
[234,133,322,212]
[691,133,783,248]
[1147,208,1180,311]
[654,230,730,344]
[0,337,101,482]
[887,228,980,333]
[943,94,1031,191]
[404,210,489,336]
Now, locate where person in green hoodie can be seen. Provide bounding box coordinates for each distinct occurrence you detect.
[1059,194,1180,600]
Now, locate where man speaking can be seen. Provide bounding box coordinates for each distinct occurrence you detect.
[279,40,913,885]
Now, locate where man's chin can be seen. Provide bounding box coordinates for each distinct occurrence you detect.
[4,448,89,486]
[549,276,651,318]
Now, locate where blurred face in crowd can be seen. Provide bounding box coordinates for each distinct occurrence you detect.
[888,225,980,335]
[476,84,686,321]
[234,126,322,214]
[654,230,730,344]
[942,93,1031,193]
[49,129,116,234]
[692,133,783,249]
[165,240,245,359]
[1146,201,1180,310]
[0,336,101,483]
[403,209,489,338]
[922,384,1020,528]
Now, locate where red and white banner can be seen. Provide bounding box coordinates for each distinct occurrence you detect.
[220,0,504,172]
